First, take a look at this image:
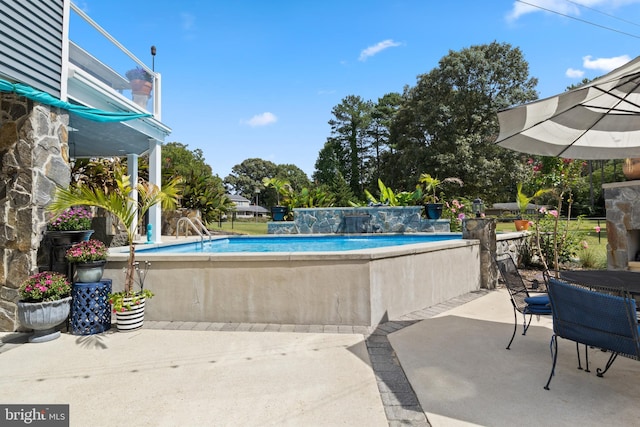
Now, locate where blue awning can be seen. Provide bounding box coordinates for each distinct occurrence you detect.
[0,79,152,123]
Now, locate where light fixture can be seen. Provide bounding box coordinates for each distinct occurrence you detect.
[472,198,485,218]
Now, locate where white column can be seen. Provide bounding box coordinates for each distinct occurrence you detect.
[148,139,162,243]
[127,153,139,240]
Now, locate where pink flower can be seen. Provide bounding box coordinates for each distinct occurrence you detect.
[539,207,547,214]
[595,226,601,233]
[581,240,589,249]
[549,210,558,218]
[458,213,465,220]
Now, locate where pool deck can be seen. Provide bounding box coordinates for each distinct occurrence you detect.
[3,287,640,426]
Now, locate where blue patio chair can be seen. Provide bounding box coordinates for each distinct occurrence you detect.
[544,278,640,390]
[496,255,551,350]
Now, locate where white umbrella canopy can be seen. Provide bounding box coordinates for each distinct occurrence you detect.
[495,56,640,160]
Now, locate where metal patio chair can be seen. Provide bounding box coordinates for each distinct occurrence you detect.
[496,255,552,350]
[544,278,640,390]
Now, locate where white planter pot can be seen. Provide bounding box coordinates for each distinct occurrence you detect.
[115,298,146,332]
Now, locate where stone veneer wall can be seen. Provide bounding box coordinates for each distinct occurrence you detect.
[0,94,70,331]
[268,206,451,234]
[603,181,640,270]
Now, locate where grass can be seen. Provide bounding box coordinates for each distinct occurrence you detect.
[497,217,607,269]
[209,220,268,235]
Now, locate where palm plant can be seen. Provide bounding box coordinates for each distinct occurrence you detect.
[516,182,551,219]
[262,177,292,206]
[417,174,463,204]
[47,172,181,295]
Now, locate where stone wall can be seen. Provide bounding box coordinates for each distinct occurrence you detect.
[0,94,69,331]
[268,206,451,234]
[603,181,640,270]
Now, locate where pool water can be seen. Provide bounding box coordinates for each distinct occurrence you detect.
[138,234,460,254]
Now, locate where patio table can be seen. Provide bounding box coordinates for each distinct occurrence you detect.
[560,270,640,296]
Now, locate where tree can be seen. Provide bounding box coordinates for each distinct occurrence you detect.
[368,92,402,186]
[224,158,278,206]
[392,41,539,203]
[162,142,213,184]
[274,164,311,192]
[161,142,230,225]
[322,95,374,196]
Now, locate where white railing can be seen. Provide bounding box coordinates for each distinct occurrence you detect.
[68,2,160,117]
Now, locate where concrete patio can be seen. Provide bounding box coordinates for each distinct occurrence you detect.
[1,288,639,426]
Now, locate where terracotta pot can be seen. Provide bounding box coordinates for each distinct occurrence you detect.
[130,79,153,96]
[514,219,530,231]
[623,158,640,180]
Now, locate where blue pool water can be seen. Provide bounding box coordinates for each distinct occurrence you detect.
[138,234,460,254]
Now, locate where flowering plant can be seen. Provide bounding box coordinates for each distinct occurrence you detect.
[19,271,71,302]
[65,239,108,263]
[47,207,92,231]
[109,288,154,313]
[125,67,153,83]
[442,198,474,232]
[417,174,463,204]
[108,261,154,312]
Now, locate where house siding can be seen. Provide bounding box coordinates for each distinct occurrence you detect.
[0,0,64,98]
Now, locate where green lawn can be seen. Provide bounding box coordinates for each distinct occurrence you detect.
[497,217,607,269]
[209,220,268,235]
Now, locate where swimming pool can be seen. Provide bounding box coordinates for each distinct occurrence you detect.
[136,234,461,254]
[105,234,481,326]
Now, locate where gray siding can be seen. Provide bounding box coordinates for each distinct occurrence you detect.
[0,0,64,98]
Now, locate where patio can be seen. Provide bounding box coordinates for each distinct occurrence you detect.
[1,288,639,426]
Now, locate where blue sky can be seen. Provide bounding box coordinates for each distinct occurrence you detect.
[75,0,640,179]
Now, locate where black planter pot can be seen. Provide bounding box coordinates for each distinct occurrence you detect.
[424,203,444,220]
[43,230,94,278]
[270,206,288,221]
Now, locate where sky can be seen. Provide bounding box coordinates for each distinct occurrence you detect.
[73,0,640,180]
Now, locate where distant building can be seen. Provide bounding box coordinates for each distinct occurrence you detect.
[228,194,269,219]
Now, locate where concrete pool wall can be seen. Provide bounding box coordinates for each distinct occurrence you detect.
[104,238,481,326]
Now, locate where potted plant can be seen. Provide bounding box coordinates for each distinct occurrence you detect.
[125,66,153,107]
[45,206,94,276]
[65,239,108,283]
[515,183,550,231]
[47,172,180,331]
[262,177,292,221]
[417,173,463,219]
[17,271,72,342]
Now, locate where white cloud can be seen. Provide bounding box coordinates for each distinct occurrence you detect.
[506,0,579,21]
[181,12,196,31]
[358,39,402,61]
[583,54,631,72]
[566,68,585,78]
[243,112,278,127]
[505,0,640,22]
